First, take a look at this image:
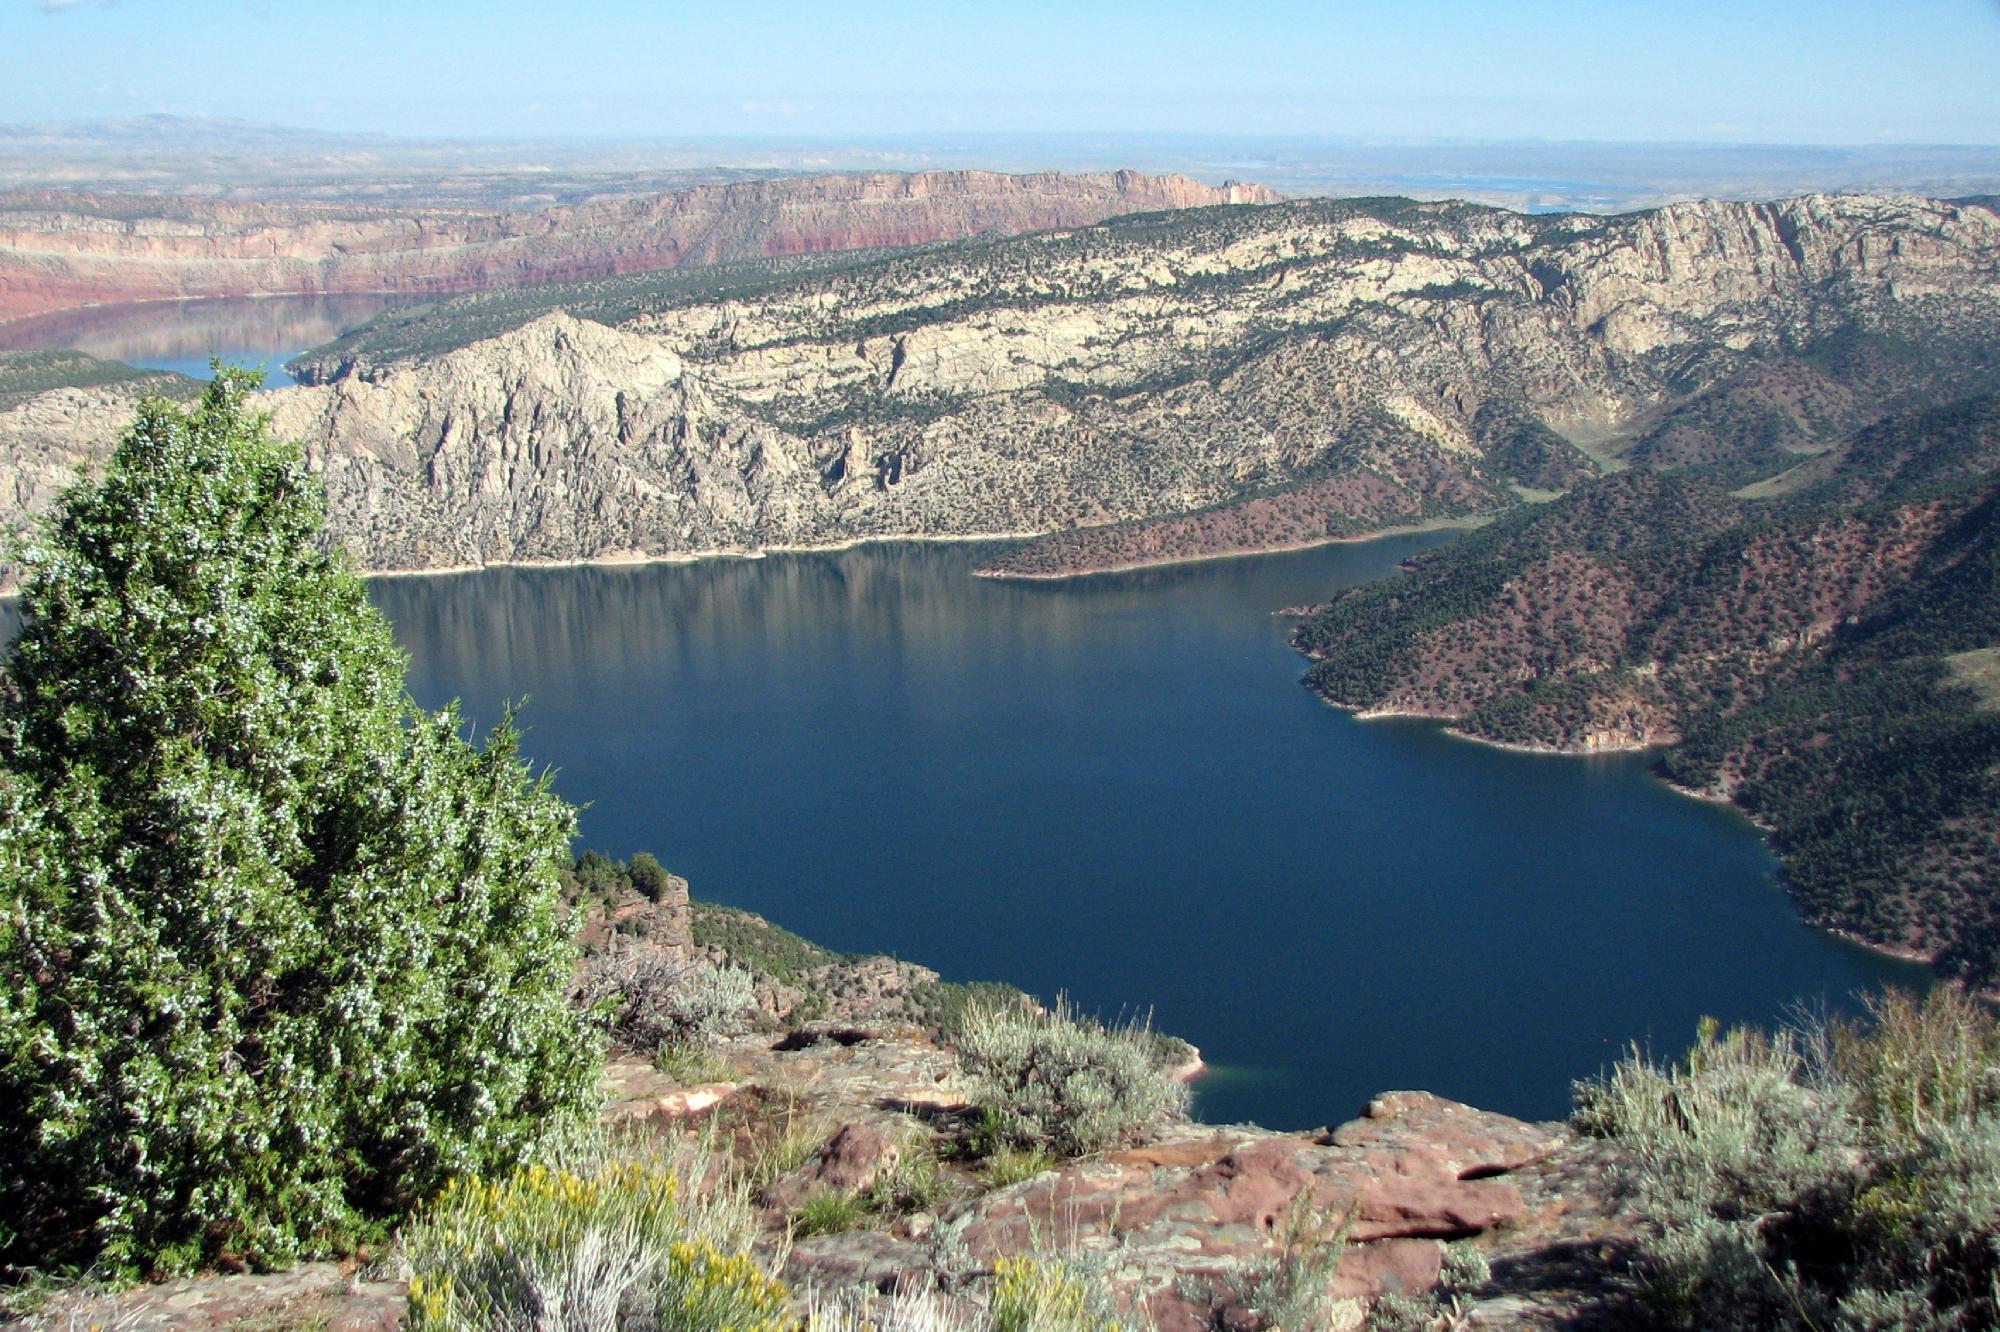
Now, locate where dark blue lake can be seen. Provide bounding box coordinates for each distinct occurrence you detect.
[0,301,1928,1130]
[358,539,1926,1129]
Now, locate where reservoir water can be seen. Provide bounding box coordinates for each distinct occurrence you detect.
[364,541,1924,1129]
[0,304,1928,1130]
[0,293,430,387]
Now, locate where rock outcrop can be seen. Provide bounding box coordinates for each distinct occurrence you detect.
[572,867,694,960]
[0,171,1279,324]
[27,1026,1640,1331]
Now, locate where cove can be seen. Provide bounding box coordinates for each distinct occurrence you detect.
[360,538,1928,1129]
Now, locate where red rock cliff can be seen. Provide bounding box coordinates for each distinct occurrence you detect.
[0,170,1280,323]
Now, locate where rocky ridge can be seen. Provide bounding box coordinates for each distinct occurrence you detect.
[17,1037,1639,1332]
[1,192,1995,586]
[0,171,1277,324]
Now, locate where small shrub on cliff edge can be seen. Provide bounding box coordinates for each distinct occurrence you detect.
[956,996,1188,1159]
[0,372,597,1277]
[577,949,755,1053]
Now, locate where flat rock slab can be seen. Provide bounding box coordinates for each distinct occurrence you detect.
[785,1090,1589,1332]
[10,1266,404,1332]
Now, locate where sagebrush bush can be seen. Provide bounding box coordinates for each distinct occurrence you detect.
[403,1148,781,1332]
[0,374,596,1276]
[577,950,755,1052]
[957,997,1188,1158]
[1573,991,2000,1330]
[1571,1018,1861,1223]
[1235,1195,1355,1332]
[1833,988,2000,1144]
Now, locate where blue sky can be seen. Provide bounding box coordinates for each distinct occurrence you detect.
[5,0,2000,144]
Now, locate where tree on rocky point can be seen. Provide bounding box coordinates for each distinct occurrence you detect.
[0,370,598,1276]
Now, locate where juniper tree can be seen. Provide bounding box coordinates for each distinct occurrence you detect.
[0,371,597,1275]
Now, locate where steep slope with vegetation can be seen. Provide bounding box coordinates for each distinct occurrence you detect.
[1297,355,2000,981]
[2,192,1995,585]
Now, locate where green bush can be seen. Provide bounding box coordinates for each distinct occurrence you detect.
[789,1186,873,1239]
[0,373,597,1276]
[403,1150,784,1332]
[1574,992,2000,1329]
[956,997,1188,1159]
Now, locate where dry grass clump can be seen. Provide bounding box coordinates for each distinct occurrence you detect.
[803,1257,1147,1332]
[805,1283,978,1332]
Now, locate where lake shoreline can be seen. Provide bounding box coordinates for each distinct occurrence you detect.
[969,517,1486,582]
[358,530,1046,582]
[1304,682,1955,989]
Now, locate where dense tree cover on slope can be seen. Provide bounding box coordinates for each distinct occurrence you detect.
[1298,358,2000,980]
[0,375,596,1275]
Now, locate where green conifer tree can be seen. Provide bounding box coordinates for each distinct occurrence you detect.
[0,371,597,1275]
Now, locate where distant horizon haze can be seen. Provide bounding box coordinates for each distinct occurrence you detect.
[8,115,2000,216]
[5,0,1999,147]
[13,116,2000,154]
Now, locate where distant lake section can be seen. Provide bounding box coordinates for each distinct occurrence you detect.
[0,293,431,387]
[358,539,1924,1128]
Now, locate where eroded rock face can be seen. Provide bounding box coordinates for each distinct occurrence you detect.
[3,194,1992,588]
[574,868,694,959]
[0,171,1280,323]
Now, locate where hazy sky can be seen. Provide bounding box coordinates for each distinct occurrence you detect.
[6,0,2000,144]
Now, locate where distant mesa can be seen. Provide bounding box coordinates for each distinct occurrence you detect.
[0,170,1280,325]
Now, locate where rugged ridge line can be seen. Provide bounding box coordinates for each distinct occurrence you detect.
[0,170,1279,324]
[0,193,1996,584]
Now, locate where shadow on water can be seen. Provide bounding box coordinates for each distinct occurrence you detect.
[362,537,1931,1129]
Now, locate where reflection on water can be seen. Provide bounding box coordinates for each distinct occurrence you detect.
[367,539,1929,1128]
[0,293,431,387]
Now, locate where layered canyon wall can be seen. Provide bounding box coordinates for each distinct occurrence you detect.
[0,170,1278,324]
